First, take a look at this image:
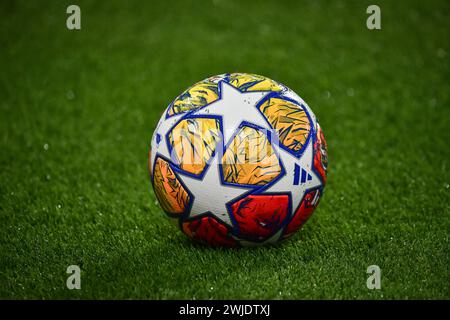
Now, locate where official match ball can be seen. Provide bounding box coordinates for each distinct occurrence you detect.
[148,73,328,246]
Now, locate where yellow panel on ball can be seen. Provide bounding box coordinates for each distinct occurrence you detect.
[169,117,221,175]
[169,78,220,116]
[259,97,311,153]
[228,73,285,92]
[222,126,281,185]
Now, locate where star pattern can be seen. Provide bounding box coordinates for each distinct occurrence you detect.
[175,153,251,228]
[263,138,321,215]
[192,81,271,145]
[151,78,323,245]
[150,112,184,170]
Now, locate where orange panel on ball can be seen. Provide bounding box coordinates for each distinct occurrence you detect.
[152,157,190,215]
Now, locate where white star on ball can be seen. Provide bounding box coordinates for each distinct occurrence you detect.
[175,152,252,228]
[192,81,272,145]
[263,138,322,215]
[150,112,184,170]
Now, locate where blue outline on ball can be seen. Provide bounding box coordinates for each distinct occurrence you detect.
[150,76,325,244]
[169,150,256,236]
[218,120,285,189]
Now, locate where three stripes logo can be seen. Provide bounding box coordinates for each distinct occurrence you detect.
[293,164,312,185]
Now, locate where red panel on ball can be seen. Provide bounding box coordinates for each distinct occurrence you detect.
[231,194,289,241]
[283,189,321,239]
[313,125,328,184]
[182,216,238,247]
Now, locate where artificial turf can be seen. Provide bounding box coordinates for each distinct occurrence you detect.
[0,0,449,299]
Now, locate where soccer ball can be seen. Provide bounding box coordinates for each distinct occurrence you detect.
[149,73,328,246]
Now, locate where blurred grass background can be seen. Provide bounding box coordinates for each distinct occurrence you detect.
[0,0,448,299]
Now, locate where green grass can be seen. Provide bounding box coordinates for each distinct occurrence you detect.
[0,0,449,299]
